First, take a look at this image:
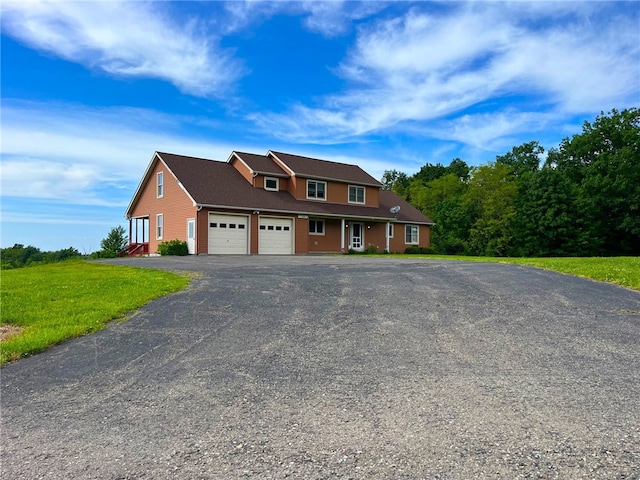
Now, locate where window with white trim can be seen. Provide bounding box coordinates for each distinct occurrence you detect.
[264,177,279,191]
[348,185,365,204]
[156,214,164,239]
[307,180,326,200]
[388,223,394,238]
[157,172,164,198]
[309,219,325,235]
[405,225,419,244]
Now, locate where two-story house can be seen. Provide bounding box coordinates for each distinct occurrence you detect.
[125,150,434,255]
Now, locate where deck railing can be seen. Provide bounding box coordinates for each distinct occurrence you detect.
[119,243,149,257]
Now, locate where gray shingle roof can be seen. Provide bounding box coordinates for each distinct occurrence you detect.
[151,152,433,224]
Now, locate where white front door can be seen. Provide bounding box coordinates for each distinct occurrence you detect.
[350,223,364,252]
[186,219,195,254]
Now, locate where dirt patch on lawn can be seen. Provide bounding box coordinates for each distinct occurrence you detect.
[0,324,24,342]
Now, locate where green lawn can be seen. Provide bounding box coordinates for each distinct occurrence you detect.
[0,260,189,364]
[396,255,640,291]
[500,256,640,291]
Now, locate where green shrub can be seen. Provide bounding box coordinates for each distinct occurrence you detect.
[420,247,434,254]
[364,245,378,254]
[404,246,421,254]
[99,226,128,258]
[157,239,189,256]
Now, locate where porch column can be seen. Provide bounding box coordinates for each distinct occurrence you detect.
[386,221,390,253]
[129,218,132,245]
[341,219,346,253]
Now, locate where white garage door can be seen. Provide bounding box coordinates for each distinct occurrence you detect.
[208,214,248,254]
[258,217,293,254]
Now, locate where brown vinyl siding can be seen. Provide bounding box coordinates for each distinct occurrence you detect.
[293,180,380,207]
[308,218,342,252]
[366,187,379,207]
[196,209,209,254]
[326,183,348,204]
[129,159,197,254]
[230,156,254,184]
[361,223,386,252]
[294,217,309,254]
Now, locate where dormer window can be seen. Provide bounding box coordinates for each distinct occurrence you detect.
[264,177,279,191]
[348,185,365,204]
[307,180,326,200]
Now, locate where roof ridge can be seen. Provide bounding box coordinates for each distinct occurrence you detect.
[158,151,223,163]
[233,151,267,157]
[269,150,361,168]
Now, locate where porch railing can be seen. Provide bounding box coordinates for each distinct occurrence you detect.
[119,242,149,257]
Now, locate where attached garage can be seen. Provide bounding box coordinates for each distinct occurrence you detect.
[258,217,294,254]
[208,213,249,254]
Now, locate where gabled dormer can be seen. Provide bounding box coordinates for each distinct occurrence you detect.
[227,151,289,192]
[268,151,383,207]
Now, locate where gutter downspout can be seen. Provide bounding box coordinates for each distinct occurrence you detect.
[386,221,390,253]
[341,218,346,253]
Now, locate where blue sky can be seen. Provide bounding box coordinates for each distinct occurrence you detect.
[1,1,639,252]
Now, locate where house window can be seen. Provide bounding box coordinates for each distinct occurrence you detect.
[348,185,365,204]
[405,225,419,244]
[309,219,325,235]
[388,223,394,238]
[156,214,163,239]
[264,177,279,191]
[307,180,326,200]
[157,172,164,198]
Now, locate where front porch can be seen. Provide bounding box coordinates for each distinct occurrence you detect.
[123,216,150,256]
[307,218,396,254]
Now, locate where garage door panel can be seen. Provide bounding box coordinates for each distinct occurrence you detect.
[259,217,293,255]
[209,214,248,254]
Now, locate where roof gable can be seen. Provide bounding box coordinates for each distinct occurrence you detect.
[126,152,197,217]
[268,151,382,187]
[230,151,288,177]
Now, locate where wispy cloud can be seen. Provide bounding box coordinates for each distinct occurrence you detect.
[222,0,386,37]
[0,100,247,205]
[251,2,640,146]
[300,0,388,37]
[0,0,244,97]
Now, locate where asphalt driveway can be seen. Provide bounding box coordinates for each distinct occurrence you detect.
[2,256,639,479]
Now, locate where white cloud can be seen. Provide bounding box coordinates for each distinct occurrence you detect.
[0,0,243,97]
[251,2,640,146]
[0,101,248,205]
[423,110,561,152]
[222,0,386,37]
[300,1,387,37]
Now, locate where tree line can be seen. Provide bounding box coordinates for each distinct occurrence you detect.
[383,108,639,257]
[0,245,82,269]
[1,226,130,269]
